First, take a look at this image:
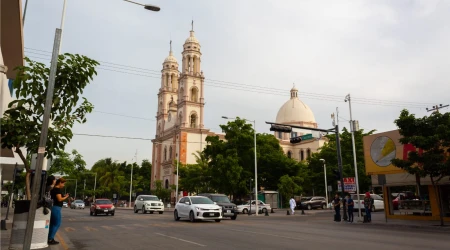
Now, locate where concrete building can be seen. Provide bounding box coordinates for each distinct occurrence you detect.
[151,26,216,200]
[273,86,327,161]
[1,0,26,183]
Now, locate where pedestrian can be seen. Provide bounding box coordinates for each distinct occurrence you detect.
[332,194,341,222]
[346,194,354,223]
[48,178,69,245]
[45,175,56,193]
[289,196,296,215]
[363,192,374,223]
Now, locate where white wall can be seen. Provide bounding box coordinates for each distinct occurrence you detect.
[186,133,208,164]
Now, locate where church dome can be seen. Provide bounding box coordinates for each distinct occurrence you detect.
[185,31,199,44]
[275,86,316,124]
[164,51,178,64]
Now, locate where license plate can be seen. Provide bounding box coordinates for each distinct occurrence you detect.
[227,210,231,213]
[104,210,108,212]
[209,213,215,216]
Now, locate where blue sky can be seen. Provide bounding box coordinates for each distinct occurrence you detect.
[22,0,450,168]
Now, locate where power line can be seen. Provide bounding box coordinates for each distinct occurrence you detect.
[24,50,437,108]
[93,111,155,121]
[73,133,208,143]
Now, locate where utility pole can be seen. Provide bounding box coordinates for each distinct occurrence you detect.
[332,112,347,221]
[426,104,449,113]
[129,150,137,208]
[23,29,61,250]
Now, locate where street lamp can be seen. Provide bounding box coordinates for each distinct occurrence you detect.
[129,150,137,208]
[124,0,161,11]
[222,116,259,216]
[319,159,328,206]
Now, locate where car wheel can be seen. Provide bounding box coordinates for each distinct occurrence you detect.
[371,206,376,212]
[174,210,180,221]
[142,206,146,214]
[189,211,196,223]
[322,204,327,209]
[90,211,93,216]
[94,211,98,216]
[242,208,248,214]
[111,213,115,216]
[231,215,237,220]
[262,208,267,214]
[307,204,312,210]
[134,206,138,213]
[159,212,163,214]
[215,219,221,223]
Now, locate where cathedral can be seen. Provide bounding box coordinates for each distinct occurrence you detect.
[151,25,215,200]
[151,25,325,201]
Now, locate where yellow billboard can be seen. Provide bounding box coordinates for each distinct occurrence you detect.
[363,130,408,175]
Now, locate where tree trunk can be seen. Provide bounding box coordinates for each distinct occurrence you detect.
[430,177,444,226]
[15,147,31,200]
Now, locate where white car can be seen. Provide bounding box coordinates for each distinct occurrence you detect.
[352,194,384,212]
[237,200,271,214]
[71,200,85,209]
[62,202,68,208]
[134,195,164,214]
[174,196,223,222]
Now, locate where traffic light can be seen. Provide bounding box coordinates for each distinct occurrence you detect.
[332,169,340,181]
[290,136,302,144]
[269,124,292,133]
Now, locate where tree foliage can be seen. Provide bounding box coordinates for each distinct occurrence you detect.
[277,175,303,205]
[391,109,450,226]
[48,149,86,176]
[0,55,99,199]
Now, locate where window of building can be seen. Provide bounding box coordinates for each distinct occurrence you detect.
[307,149,311,158]
[190,113,197,128]
[287,151,292,158]
[165,179,169,189]
[278,132,282,139]
[300,150,304,161]
[169,146,172,159]
[164,147,167,161]
[291,132,297,138]
[190,87,198,102]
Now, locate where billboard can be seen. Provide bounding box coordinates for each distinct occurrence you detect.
[337,177,356,193]
[363,130,421,175]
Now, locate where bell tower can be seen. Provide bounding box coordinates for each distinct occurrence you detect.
[178,22,205,129]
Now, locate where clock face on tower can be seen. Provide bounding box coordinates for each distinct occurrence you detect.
[168,113,172,122]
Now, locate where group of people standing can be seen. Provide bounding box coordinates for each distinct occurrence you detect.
[333,192,374,223]
[45,176,70,245]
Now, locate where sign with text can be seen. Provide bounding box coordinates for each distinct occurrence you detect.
[337,177,356,193]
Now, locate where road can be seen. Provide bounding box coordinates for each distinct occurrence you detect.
[57,208,449,250]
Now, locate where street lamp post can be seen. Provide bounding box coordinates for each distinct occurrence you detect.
[130,150,137,208]
[124,0,161,11]
[82,172,97,200]
[320,159,328,206]
[222,116,258,215]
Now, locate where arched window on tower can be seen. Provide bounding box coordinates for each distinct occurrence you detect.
[190,113,197,128]
[190,87,198,102]
[307,149,311,159]
[165,179,169,189]
[169,146,172,159]
[179,87,184,100]
[278,132,283,139]
[164,147,167,161]
[287,151,292,158]
[300,150,304,161]
[178,112,183,125]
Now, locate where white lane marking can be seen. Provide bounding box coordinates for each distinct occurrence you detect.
[155,233,206,247]
[230,229,307,241]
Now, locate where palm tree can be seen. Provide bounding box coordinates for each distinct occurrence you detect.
[92,158,125,197]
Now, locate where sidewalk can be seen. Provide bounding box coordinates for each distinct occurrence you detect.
[363,213,450,231]
[1,207,64,250]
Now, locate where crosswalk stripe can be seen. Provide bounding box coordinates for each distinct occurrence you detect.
[101,226,114,230]
[84,226,98,232]
[64,227,76,232]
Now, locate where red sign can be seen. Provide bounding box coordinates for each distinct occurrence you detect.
[343,177,355,184]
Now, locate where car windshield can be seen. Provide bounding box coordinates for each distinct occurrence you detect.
[210,196,231,203]
[75,200,83,203]
[191,197,214,204]
[96,200,112,204]
[142,196,159,201]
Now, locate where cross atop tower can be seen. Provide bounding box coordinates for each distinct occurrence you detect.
[191,19,194,31]
[170,40,172,53]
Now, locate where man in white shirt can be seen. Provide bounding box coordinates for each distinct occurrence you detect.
[289,197,296,215]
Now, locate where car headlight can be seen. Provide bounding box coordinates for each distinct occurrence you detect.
[195,207,200,211]
[96,206,101,209]
[111,205,115,209]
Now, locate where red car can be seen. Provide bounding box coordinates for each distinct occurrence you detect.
[90,199,115,216]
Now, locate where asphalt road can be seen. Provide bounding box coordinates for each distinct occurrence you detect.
[57,208,450,250]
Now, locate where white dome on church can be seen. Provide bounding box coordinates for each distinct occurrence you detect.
[164,52,178,63]
[185,31,199,44]
[276,86,316,124]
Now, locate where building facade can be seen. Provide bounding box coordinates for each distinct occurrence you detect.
[151,27,215,201]
[273,86,326,161]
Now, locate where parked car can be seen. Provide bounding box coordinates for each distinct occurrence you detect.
[174,196,222,222]
[297,196,327,210]
[62,202,68,208]
[352,194,384,212]
[90,199,115,216]
[236,200,271,214]
[134,195,164,214]
[70,200,85,209]
[198,193,237,220]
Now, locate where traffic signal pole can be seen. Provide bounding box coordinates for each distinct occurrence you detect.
[335,124,347,221]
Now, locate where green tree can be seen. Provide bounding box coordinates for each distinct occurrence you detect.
[48,149,86,176]
[277,175,302,206]
[0,55,98,199]
[177,151,211,194]
[391,110,450,226]
[151,180,171,202]
[138,159,152,192]
[91,158,126,198]
[306,128,375,197]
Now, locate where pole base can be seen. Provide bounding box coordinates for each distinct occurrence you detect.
[286,210,290,215]
[301,209,305,215]
[1,220,7,230]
